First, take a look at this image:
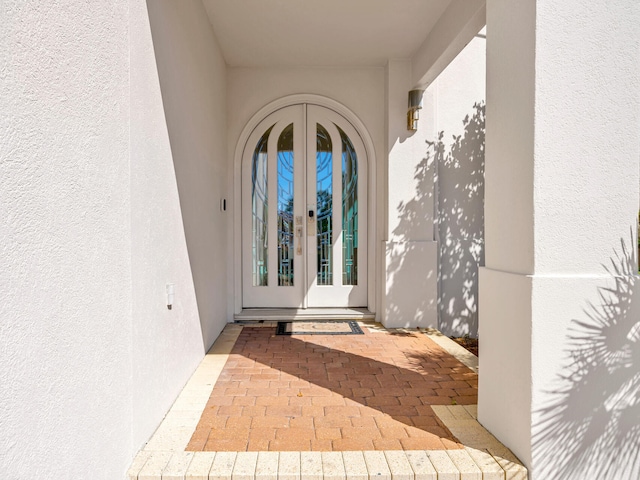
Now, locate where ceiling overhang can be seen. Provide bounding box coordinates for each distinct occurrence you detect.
[201,0,453,67]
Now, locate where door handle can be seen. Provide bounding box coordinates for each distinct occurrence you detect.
[296,226,303,255]
[308,210,314,219]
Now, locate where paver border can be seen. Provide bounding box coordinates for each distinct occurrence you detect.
[420,328,479,373]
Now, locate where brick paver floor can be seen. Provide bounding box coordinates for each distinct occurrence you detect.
[186,325,478,452]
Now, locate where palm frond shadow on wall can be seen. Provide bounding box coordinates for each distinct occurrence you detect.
[532,237,640,480]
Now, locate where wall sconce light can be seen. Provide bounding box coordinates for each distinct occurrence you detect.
[407,89,424,131]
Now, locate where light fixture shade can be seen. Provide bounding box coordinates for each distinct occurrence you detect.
[407,89,424,131]
[408,89,424,109]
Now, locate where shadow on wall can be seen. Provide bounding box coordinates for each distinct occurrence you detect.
[435,103,485,337]
[386,137,438,326]
[532,237,640,479]
[147,0,227,349]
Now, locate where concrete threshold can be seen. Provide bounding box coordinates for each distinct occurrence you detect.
[234,308,375,322]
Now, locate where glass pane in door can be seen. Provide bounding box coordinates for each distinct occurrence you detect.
[251,125,273,286]
[277,124,295,286]
[339,125,358,285]
[316,124,333,285]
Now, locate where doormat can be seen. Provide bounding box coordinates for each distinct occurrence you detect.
[276,321,364,335]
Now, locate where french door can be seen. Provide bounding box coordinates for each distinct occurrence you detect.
[242,104,367,308]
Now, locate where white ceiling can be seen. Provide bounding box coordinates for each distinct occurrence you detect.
[201,0,452,67]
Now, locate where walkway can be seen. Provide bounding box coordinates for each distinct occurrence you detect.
[128,322,527,479]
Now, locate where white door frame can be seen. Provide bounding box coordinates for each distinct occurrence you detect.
[232,94,377,315]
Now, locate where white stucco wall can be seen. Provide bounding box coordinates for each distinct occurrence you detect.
[429,31,486,337]
[481,1,640,478]
[227,67,385,316]
[145,0,228,350]
[384,9,486,332]
[0,1,132,478]
[383,31,485,332]
[412,0,486,89]
[383,60,438,328]
[479,0,535,465]
[528,2,640,477]
[130,0,228,450]
[1,0,229,477]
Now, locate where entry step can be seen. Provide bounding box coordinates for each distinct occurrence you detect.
[234,307,375,322]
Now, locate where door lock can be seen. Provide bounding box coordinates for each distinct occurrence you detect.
[307,205,316,235]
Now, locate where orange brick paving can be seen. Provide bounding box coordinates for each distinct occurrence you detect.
[186,326,478,452]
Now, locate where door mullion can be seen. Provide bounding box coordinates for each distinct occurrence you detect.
[327,121,343,288]
[306,109,317,296]
[301,104,308,308]
[266,121,280,289]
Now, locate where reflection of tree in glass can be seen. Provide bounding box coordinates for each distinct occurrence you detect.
[277,125,295,286]
[251,126,272,287]
[282,197,294,215]
[317,189,332,225]
[340,127,358,286]
[315,123,334,285]
[316,188,333,285]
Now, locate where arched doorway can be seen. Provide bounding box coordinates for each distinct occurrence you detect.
[241,104,368,309]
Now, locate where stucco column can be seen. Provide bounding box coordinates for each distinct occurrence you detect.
[382,59,438,328]
[480,1,640,479]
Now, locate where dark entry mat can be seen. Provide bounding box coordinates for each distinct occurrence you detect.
[276,321,364,335]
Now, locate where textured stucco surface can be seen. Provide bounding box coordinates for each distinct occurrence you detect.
[430,32,485,337]
[412,0,486,88]
[383,35,486,335]
[481,1,640,478]
[382,59,438,328]
[146,0,229,350]
[130,0,229,451]
[386,60,436,244]
[532,1,639,274]
[478,268,533,467]
[0,1,132,478]
[2,1,638,479]
[1,0,229,477]
[527,2,640,479]
[484,0,535,275]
